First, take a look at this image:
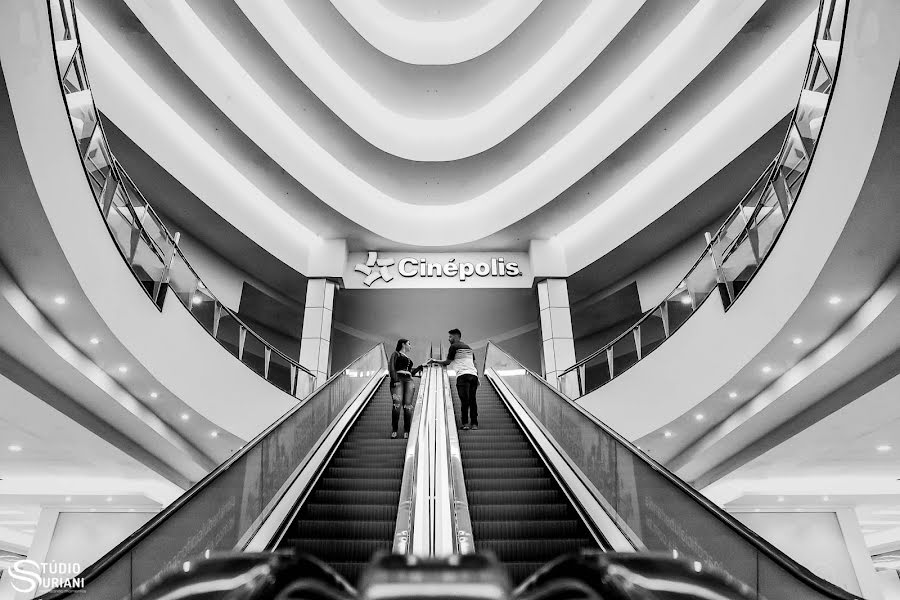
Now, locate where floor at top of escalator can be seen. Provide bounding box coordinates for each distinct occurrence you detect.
[450,376,597,584]
[277,378,411,585]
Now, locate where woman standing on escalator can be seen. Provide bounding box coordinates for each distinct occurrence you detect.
[389,339,422,439]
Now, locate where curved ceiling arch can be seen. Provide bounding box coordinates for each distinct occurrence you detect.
[117,0,768,247]
[328,0,543,65]
[233,0,641,161]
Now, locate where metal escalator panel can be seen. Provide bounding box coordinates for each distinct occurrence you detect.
[276,378,405,585]
[448,373,599,584]
[40,345,388,600]
[483,342,863,600]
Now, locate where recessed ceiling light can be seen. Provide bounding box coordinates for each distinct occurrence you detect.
[210,431,219,438]
[695,414,704,422]
[754,508,761,512]
[822,496,830,502]
[777,496,785,502]
[8,445,22,452]
[792,337,803,345]
[828,296,842,305]
[761,365,772,374]
[53,296,66,305]
[680,295,692,305]
[89,508,96,512]
[128,508,135,512]
[150,392,159,399]
[105,497,113,503]
[181,413,190,421]
[728,391,738,399]
[877,445,892,452]
[117,365,128,374]
[89,337,100,345]
[64,496,72,502]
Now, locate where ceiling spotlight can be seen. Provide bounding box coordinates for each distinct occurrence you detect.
[90,508,97,512]
[728,391,738,399]
[823,496,830,502]
[792,337,803,345]
[129,508,135,512]
[53,296,66,305]
[828,296,842,305]
[210,431,219,438]
[150,392,159,399]
[754,508,761,513]
[64,496,72,502]
[89,337,100,345]
[877,445,892,452]
[105,497,113,503]
[117,365,128,374]
[761,365,772,374]
[695,414,704,422]
[181,413,190,421]
[777,496,785,502]
[8,445,22,452]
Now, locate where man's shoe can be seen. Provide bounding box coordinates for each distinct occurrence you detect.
[391,432,398,439]
[404,432,409,439]
[462,424,470,430]
[472,425,479,430]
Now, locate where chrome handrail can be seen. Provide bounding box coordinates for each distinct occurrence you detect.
[45,0,316,399]
[440,367,474,555]
[486,342,862,600]
[559,0,849,397]
[393,365,430,554]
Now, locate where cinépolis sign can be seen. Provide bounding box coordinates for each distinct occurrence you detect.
[345,251,533,289]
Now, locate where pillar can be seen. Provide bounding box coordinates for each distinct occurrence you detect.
[299,279,336,385]
[537,278,576,389]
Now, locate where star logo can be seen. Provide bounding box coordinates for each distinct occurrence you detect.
[354,251,395,287]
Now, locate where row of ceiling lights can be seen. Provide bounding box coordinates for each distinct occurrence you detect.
[43,294,222,439]
[661,294,853,440]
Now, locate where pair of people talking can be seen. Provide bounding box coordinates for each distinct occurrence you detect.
[388,329,480,439]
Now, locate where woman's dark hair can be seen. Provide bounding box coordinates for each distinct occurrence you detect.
[395,338,409,352]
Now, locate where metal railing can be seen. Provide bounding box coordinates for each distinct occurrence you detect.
[559,0,849,399]
[45,0,316,400]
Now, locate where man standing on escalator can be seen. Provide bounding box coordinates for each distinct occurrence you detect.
[429,328,479,430]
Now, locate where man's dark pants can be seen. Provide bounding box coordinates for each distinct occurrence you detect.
[457,374,479,427]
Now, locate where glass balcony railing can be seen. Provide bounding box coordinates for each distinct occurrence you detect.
[559,0,848,399]
[487,343,862,600]
[46,0,316,400]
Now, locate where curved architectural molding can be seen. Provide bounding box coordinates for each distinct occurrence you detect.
[328,0,542,65]
[101,0,768,248]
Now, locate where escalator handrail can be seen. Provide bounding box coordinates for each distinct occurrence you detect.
[558,0,849,391]
[485,342,863,600]
[39,344,388,599]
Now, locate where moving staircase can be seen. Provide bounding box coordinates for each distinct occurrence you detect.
[276,378,404,584]
[450,377,597,583]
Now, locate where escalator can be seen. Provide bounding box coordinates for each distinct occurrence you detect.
[275,378,405,584]
[450,376,599,583]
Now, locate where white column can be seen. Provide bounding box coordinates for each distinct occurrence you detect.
[537,278,576,388]
[299,279,336,385]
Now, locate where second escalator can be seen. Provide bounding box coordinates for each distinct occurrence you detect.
[450,376,598,583]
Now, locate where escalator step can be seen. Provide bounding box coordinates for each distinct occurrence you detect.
[458,449,541,459]
[475,539,594,562]
[300,503,399,521]
[307,489,400,506]
[314,477,406,492]
[472,520,587,540]
[292,520,395,540]
[462,457,545,469]
[467,490,565,505]
[327,467,404,479]
[463,467,549,479]
[464,478,559,492]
